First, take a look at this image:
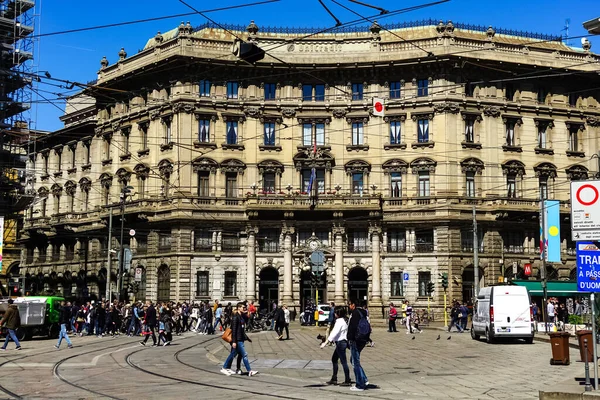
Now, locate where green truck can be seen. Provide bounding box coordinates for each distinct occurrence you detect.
[0,296,64,340]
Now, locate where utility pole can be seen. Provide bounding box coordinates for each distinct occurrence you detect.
[117,185,133,301]
[106,207,113,302]
[540,201,549,334]
[473,205,479,299]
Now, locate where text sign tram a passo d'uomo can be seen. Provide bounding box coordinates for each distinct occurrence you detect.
[577,242,600,292]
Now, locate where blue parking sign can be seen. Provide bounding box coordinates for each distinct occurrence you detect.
[577,242,600,292]
[403,272,409,281]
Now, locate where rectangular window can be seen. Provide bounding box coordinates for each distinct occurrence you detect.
[196,271,209,296]
[417,119,429,142]
[198,119,210,142]
[259,229,280,253]
[461,229,484,252]
[537,87,547,104]
[352,173,364,195]
[539,177,548,200]
[301,169,325,193]
[123,133,130,154]
[569,126,578,152]
[56,151,62,172]
[503,231,524,253]
[302,124,312,146]
[466,171,476,197]
[105,137,111,159]
[194,230,212,251]
[389,81,401,99]
[70,147,76,168]
[352,122,364,145]
[159,234,172,251]
[264,83,276,100]
[390,172,402,198]
[349,230,368,253]
[505,121,515,146]
[416,230,433,253]
[43,154,49,173]
[302,84,325,101]
[352,83,363,101]
[225,172,237,198]
[465,82,474,97]
[388,230,406,252]
[199,80,211,97]
[137,177,146,200]
[316,123,325,145]
[263,172,276,193]
[198,171,210,197]
[302,85,313,101]
[315,84,325,101]
[136,235,147,254]
[389,121,401,144]
[222,235,240,252]
[264,122,276,146]
[418,171,430,197]
[505,83,514,101]
[538,125,547,148]
[418,271,431,296]
[226,82,238,99]
[568,93,578,107]
[417,79,429,97]
[465,118,474,143]
[224,271,237,297]
[85,144,91,165]
[226,121,238,145]
[507,175,516,198]
[68,194,74,213]
[164,119,172,144]
[302,123,325,147]
[391,272,404,297]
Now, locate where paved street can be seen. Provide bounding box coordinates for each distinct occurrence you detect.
[0,324,587,399]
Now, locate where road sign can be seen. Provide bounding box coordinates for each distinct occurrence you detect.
[134,267,142,282]
[571,181,600,240]
[524,263,532,276]
[129,229,136,236]
[512,262,518,275]
[403,272,409,281]
[576,242,600,292]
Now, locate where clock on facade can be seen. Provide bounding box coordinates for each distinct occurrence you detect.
[309,239,319,251]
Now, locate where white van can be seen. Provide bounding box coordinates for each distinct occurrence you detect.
[471,285,534,344]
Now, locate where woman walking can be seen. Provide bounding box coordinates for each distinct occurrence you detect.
[321,307,351,386]
[221,302,258,376]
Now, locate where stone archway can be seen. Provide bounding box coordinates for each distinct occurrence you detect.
[462,265,485,303]
[347,267,369,303]
[157,264,171,302]
[258,266,279,312]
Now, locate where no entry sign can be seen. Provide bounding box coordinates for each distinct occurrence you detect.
[571,181,600,241]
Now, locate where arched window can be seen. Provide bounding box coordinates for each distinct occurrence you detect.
[157,265,170,302]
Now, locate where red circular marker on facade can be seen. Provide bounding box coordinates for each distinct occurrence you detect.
[576,184,599,206]
[374,102,383,112]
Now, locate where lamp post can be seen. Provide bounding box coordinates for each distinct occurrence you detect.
[117,185,134,301]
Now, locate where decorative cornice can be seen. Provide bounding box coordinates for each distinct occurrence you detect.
[433,102,460,114]
[587,116,600,127]
[332,108,348,119]
[483,106,501,118]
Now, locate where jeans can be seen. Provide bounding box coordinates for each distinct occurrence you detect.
[448,317,463,332]
[56,324,72,347]
[331,340,350,382]
[127,317,139,335]
[95,320,104,336]
[70,317,76,332]
[214,318,224,331]
[388,319,397,332]
[2,329,21,349]
[223,341,252,372]
[350,341,367,389]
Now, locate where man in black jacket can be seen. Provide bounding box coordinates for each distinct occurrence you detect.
[55,301,73,349]
[274,305,286,340]
[347,299,368,391]
[140,301,157,346]
[221,302,258,376]
[0,299,22,350]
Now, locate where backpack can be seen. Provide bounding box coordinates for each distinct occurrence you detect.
[356,309,371,343]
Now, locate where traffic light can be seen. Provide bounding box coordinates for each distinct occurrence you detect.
[441,273,449,290]
[231,39,265,64]
[427,281,434,295]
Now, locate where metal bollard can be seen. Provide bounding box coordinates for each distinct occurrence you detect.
[585,338,593,392]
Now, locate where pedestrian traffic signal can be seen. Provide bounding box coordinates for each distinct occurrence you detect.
[441,273,449,290]
[427,281,434,294]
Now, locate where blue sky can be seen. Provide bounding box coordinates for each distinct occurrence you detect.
[33,0,597,131]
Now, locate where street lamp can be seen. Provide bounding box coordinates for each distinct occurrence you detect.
[117,185,134,300]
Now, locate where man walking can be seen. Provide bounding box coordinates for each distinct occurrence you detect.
[55,301,73,349]
[347,299,369,391]
[140,301,157,346]
[0,299,22,351]
[547,299,556,325]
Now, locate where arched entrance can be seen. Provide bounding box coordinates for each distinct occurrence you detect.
[258,267,279,312]
[462,266,485,303]
[347,267,368,303]
[300,270,327,308]
[157,264,170,302]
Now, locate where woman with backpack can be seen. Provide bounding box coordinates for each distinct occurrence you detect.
[321,307,352,386]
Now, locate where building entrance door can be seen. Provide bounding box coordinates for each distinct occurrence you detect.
[259,267,279,312]
[347,267,368,303]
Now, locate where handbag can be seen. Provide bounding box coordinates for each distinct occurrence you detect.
[221,327,233,343]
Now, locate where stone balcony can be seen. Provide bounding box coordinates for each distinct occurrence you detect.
[245,192,381,211]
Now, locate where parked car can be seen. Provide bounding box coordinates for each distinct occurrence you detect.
[471,285,534,344]
[316,304,331,324]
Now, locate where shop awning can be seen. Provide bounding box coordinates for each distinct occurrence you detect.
[511,280,580,297]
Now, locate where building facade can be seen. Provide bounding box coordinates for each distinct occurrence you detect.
[19,20,600,313]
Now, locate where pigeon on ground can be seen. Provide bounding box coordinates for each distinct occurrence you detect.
[436,335,441,340]
[412,336,415,340]
[447,336,452,340]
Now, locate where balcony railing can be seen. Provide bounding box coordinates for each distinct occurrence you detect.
[504,246,524,254]
[194,241,212,252]
[387,243,406,253]
[415,243,434,253]
[348,243,369,253]
[222,239,240,252]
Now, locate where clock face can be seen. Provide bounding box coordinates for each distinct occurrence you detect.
[309,240,319,250]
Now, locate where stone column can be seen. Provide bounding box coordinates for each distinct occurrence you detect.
[283,228,293,304]
[370,226,382,306]
[246,228,256,301]
[334,227,345,304]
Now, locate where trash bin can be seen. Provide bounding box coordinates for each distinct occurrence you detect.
[576,330,594,362]
[549,332,571,365]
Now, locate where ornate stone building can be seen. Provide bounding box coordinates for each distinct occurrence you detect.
[19,19,600,313]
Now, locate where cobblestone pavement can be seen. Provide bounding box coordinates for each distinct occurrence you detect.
[0,324,587,399]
